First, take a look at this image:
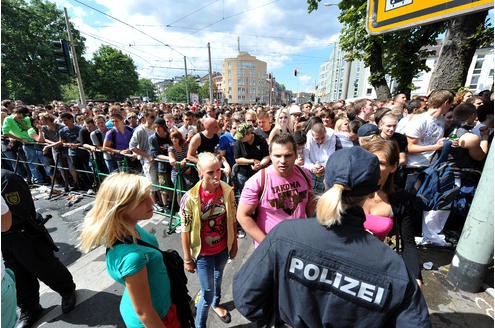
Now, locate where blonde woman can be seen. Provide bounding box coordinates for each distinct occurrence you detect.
[180,152,237,328]
[267,108,291,144]
[80,173,181,328]
[233,147,430,327]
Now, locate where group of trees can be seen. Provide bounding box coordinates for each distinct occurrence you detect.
[307,0,493,100]
[2,0,157,104]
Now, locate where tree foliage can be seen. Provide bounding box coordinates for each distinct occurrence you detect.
[307,0,445,100]
[199,81,218,101]
[164,77,199,103]
[136,78,157,101]
[1,0,85,103]
[91,45,139,101]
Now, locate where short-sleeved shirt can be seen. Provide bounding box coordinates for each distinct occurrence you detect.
[104,127,134,151]
[240,165,312,245]
[42,123,65,156]
[218,132,236,168]
[2,116,33,141]
[59,124,84,157]
[404,112,444,167]
[198,186,227,255]
[106,225,172,328]
[234,134,269,177]
[390,132,408,154]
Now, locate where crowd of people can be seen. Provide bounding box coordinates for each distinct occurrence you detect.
[1,86,493,327]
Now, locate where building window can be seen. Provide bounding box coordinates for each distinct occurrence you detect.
[228,62,232,68]
[366,88,372,95]
[228,70,231,76]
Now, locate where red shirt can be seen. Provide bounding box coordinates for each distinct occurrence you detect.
[199,186,227,255]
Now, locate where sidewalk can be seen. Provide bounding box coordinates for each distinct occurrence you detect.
[37,214,493,327]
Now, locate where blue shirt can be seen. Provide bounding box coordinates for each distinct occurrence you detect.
[106,225,172,328]
[219,132,236,168]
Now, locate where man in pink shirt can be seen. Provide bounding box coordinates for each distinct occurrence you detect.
[237,133,315,246]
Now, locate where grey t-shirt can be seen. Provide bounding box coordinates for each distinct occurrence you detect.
[42,123,64,156]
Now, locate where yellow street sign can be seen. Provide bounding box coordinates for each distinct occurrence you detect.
[367,0,493,35]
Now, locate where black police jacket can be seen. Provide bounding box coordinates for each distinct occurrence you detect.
[233,207,430,328]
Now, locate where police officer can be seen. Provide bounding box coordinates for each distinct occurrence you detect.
[233,147,430,328]
[1,169,76,328]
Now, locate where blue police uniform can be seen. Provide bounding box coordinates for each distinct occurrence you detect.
[1,169,76,327]
[233,207,431,328]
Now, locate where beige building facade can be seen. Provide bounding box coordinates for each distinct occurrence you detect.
[222,51,268,104]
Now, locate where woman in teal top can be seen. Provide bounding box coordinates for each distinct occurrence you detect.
[80,172,179,328]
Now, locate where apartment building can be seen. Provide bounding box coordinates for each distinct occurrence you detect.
[318,41,494,101]
[222,51,269,104]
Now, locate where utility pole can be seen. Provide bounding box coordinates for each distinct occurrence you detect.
[63,7,86,105]
[184,56,189,103]
[207,43,214,104]
[447,143,494,292]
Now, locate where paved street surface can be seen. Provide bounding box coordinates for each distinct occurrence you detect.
[27,186,493,328]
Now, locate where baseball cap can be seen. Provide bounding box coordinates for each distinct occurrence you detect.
[357,123,380,137]
[289,104,302,115]
[234,123,253,140]
[324,147,380,196]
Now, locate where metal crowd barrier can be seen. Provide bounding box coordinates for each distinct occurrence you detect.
[1,140,203,234]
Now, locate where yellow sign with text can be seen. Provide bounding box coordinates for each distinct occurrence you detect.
[367,0,493,34]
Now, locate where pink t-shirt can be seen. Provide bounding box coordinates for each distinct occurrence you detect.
[199,186,227,255]
[364,214,394,241]
[240,165,312,244]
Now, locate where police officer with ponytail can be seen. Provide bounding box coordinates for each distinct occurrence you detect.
[233,147,430,328]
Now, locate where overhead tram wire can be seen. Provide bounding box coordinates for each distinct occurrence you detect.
[165,0,280,32]
[69,0,187,60]
[78,31,156,66]
[164,0,221,27]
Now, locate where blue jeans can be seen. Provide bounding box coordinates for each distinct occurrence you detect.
[195,249,228,328]
[23,145,51,183]
[105,159,119,173]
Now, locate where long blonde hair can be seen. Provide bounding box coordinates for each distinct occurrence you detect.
[316,184,367,228]
[79,172,152,252]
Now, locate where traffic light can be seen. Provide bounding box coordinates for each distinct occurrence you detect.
[294,69,298,77]
[268,73,272,79]
[53,39,73,75]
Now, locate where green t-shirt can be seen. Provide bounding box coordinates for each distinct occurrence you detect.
[2,116,33,142]
[106,225,171,328]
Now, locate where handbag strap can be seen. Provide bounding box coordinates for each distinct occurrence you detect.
[111,237,160,251]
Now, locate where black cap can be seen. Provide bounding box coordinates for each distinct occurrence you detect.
[358,123,380,137]
[154,117,166,127]
[324,147,380,196]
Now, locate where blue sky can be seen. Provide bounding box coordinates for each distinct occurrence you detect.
[52,0,342,93]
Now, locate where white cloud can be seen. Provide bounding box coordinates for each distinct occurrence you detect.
[53,0,342,90]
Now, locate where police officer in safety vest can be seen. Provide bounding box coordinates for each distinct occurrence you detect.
[1,169,76,328]
[233,147,430,328]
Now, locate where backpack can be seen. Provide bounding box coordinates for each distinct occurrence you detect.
[109,239,195,328]
[415,140,460,211]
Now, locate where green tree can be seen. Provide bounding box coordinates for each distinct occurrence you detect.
[136,78,157,101]
[165,76,199,103]
[429,12,493,91]
[199,81,218,101]
[307,0,444,100]
[1,0,86,103]
[91,45,139,101]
